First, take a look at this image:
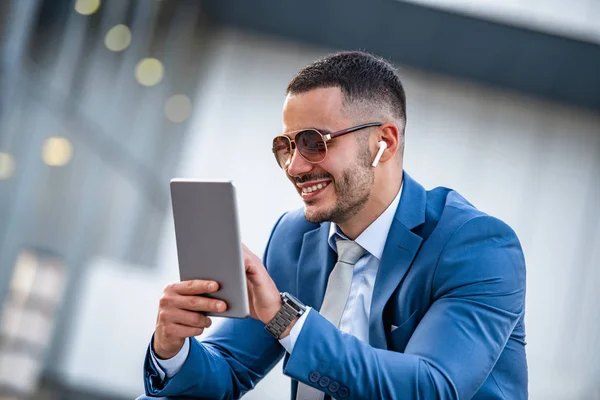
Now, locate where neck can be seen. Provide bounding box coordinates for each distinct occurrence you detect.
[338,168,403,240]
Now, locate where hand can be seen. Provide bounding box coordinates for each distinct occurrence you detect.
[153,280,227,359]
[242,244,282,325]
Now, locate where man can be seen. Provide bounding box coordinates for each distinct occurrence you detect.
[140,51,527,399]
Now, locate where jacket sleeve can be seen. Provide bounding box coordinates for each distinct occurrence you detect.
[142,213,288,399]
[283,215,526,399]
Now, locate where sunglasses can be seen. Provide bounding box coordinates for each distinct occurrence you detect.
[272,122,382,169]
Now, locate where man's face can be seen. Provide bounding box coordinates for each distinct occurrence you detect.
[281,87,375,224]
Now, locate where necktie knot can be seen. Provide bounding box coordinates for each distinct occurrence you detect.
[335,237,366,265]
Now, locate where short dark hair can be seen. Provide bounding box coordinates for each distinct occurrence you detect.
[287,51,406,123]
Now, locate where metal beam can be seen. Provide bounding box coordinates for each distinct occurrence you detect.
[204,0,600,111]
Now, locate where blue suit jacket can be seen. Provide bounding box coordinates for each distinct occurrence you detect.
[143,172,527,399]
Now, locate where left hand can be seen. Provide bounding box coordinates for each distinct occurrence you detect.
[242,244,282,324]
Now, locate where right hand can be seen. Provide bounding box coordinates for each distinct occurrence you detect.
[153,280,227,359]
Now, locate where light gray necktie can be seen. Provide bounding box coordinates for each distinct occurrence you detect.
[296,238,366,400]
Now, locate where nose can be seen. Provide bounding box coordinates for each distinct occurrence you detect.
[286,146,313,177]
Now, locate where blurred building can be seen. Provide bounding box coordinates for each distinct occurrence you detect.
[0,0,598,399]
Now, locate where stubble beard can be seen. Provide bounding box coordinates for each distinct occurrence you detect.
[304,146,374,224]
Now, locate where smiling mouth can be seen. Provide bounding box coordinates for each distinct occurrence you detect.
[300,181,330,194]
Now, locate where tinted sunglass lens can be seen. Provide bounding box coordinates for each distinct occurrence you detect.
[273,136,292,168]
[296,130,326,162]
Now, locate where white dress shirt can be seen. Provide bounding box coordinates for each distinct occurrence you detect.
[151,184,403,379]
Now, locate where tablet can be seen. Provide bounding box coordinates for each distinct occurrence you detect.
[170,179,250,319]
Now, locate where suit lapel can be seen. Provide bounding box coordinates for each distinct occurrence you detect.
[293,173,427,348]
[296,222,337,310]
[368,173,426,349]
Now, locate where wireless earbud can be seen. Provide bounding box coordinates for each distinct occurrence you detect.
[372,141,387,167]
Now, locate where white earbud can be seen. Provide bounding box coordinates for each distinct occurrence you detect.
[372,141,387,167]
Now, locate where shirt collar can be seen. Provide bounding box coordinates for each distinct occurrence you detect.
[328,182,403,260]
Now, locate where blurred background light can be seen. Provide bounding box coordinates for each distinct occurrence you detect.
[42,137,73,167]
[9,251,38,302]
[164,94,193,123]
[135,58,164,87]
[104,24,132,52]
[0,152,16,180]
[0,249,66,396]
[1,251,38,338]
[74,0,101,16]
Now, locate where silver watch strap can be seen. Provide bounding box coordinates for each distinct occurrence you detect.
[265,295,304,339]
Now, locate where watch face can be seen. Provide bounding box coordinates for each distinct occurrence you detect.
[283,292,306,312]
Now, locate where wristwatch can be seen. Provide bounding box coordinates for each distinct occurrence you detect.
[265,292,306,339]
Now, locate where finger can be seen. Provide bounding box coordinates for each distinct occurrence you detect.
[170,294,227,313]
[243,247,263,275]
[160,308,213,329]
[159,291,227,314]
[157,322,205,340]
[244,257,267,286]
[170,280,220,295]
[242,245,253,272]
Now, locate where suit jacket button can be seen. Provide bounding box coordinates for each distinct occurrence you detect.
[318,376,331,388]
[338,387,349,398]
[309,372,321,383]
[328,381,340,393]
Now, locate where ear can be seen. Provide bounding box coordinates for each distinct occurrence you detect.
[373,122,401,164]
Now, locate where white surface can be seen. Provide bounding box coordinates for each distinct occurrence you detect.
[401,0,600,43]
[56,29,600,400]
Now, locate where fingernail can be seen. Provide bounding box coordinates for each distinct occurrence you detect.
[217,302,225,311]
[208,282,216,291]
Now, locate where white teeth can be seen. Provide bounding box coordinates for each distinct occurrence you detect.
[302,182,329,194]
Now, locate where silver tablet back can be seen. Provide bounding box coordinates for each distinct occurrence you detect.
[170,179,249,319]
